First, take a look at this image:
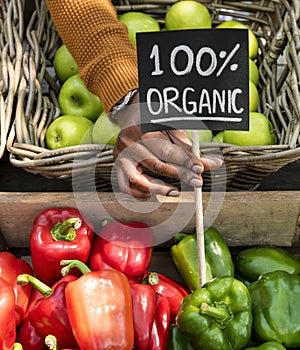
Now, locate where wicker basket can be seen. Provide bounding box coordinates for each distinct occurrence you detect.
[4,0,300,191]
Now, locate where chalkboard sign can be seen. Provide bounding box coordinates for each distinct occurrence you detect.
[136,29,249,133]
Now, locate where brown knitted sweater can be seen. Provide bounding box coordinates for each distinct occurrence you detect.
[45,0,139,113]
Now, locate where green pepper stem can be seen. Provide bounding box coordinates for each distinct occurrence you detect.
[60,259,91,276]
[173,232,188,244]
[13,343,23,350]
[51,218,82,241]
[45,335,59,350]
[200,302,228,321]
[142,272,159,285]
[16,274,53,297]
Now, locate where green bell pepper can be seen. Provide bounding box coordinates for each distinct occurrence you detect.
[171,227,234,291]
[167,324,194,350]
[245,341,286,349]
[235,246,300,283]
[176,276,252,350]
[248,270,300,348]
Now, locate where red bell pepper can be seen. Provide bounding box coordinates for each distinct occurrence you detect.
[130,281,170,350]
[0,276,16,350]
[17,274,78,349]
[30,207,94,285]
[61,259,134,350]
[150,293,170,350]
[142,272,189,323]
[130,282,156,350]
[16,289,45,350]
[89,220,154,279]
[0,251,33,326]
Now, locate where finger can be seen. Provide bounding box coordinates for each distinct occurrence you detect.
[164,129,192,150]
[116,126,200,172]
[141,137,198,171]
[116,161,151,199]
[201,155,223,171]
[165,163,204,188]
[115,135,184,179]
[116,158,180,198]
[166,130,223,171]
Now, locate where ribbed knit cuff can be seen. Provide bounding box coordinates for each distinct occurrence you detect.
[83,59,139,114]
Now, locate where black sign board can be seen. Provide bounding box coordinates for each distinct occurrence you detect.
[136,29,249,133]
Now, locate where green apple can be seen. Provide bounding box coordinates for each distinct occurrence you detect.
[249,58,259,86]
[216,20,259,59]
[58,74,103,122]
[92,111,121,145]
[249,80,259,112]
[186,129,213,143]
[213,131,224,143]
[223,112,275,146]
[119,12,160,46]
[46,115,94,150]
[53,44,79,83]
[165,0,211,30]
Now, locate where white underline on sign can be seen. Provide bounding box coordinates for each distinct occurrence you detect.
[150,116,243,123]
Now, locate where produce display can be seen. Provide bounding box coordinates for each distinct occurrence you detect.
[2,1,299,349]
[43,0,276,152]
[0,206,297,349]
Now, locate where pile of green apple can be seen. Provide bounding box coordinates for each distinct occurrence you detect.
[212,20,275,146]
[46,45,121,150]
[119,2,275,147]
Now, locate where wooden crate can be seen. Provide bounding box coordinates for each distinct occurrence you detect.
[1,191,299,250]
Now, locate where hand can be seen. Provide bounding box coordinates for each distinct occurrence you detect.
[112,93,223,199]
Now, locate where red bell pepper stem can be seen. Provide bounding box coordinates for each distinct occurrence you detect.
[51,218,81,241]
[45,335,59,350]
[60,259,91,276]
[16,274,53,297]
[143,272,159,285]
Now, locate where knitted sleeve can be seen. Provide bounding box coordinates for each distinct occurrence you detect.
[45,0,139,113]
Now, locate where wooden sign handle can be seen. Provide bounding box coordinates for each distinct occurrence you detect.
[191,130,207,287]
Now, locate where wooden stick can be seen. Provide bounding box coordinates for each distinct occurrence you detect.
[191,130,206,287]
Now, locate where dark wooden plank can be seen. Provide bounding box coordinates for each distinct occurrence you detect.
[0,191,299,248]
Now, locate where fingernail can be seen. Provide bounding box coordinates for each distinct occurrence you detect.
[168,190,180,197]
[215,159,223,167]
[192,165,203,174]
[190,178,203,188]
